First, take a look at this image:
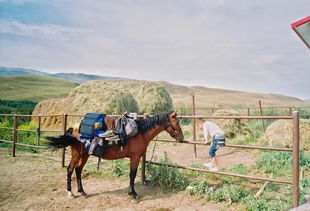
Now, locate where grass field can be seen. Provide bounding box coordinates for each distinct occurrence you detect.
[0,75,78,102]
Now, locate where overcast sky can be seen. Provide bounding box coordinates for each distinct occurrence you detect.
[0,0,309,99]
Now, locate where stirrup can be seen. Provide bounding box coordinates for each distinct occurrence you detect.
[105,135,120,141]
[99,130,115,138]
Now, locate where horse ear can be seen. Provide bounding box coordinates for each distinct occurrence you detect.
[170,111,177,118]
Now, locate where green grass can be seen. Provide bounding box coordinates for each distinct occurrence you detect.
[146,152,190,192]
[0,75,78,102]
[85,159,131,180]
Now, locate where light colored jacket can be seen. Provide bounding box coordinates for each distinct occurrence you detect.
[203,121,225,142]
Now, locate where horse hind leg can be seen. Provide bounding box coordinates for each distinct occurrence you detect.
[66,145,81,198]
[75,152,89,197]
[67,162,77,198]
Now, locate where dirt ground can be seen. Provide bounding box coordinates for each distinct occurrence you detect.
[0,143,256,211]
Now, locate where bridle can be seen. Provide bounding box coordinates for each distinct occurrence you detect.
[165,118,181,138]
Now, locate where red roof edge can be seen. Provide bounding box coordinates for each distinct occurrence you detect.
[291,16,310,28]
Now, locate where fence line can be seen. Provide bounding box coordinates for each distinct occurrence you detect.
[146,161,292,185]
[154,139,293,152]
[0,111,301,208]
[140,111,300,208]
[175,106,310,117]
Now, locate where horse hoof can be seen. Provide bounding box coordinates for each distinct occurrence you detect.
[67,191,75,199]
[78,192,88,198]
[131,198,139,204]
[129,193,139,200]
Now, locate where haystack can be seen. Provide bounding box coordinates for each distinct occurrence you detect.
[262,119,310,150]
[32,80,173,129]
[211,109,253,139]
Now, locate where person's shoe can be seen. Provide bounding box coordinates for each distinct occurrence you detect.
[209,166,219,172]
[203,163,213,168]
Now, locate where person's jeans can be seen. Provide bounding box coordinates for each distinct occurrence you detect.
[209,138,226,158]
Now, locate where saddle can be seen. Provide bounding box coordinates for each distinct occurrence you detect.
[77,113,138,157]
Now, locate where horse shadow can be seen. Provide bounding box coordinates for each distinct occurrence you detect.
[85,182,173,202]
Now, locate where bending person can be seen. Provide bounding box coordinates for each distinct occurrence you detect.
[198,119,226,171]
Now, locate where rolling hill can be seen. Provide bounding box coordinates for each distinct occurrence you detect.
[159,81,308,108]
[0,75,78,102]
[0,66,125,83]
[1,67,309,108]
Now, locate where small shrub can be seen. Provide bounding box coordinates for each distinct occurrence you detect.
[208,184,250,203]
[17,122,37,145]
[107,92,139,114]
[147,152,190,192]
[300,177,310,204]
[242,195,291,211]
[255,151,292,175]
[186,181,210,198]
[110,160,129,177]
[0,118,12,141]
[256,150,309,176]
[299,149,310,170]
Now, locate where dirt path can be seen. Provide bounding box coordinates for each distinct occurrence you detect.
[0,143,256,211]
[146,141,256,169]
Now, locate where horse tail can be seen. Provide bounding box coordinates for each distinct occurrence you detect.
[46,128,78,149]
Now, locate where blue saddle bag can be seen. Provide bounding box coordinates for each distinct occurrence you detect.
[79,113,106,139]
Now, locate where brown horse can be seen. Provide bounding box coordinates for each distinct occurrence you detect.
[46,111,183,199]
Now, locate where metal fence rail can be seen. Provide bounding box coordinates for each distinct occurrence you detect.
[140,112,300,208]
[0,111,301,208]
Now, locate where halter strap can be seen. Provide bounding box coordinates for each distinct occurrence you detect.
[165,120,181,138]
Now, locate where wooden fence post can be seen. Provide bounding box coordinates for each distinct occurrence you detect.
[247,108,250,116]
[12,114,17,157]
[37,115,41,146]
[61,114,68,168]
[192,93,197,158]
[97,158,101,171]
[258,100,265,132]
[292,111,300,208]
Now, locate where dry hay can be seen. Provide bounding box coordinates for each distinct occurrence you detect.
[68,80,172,115]
[211,109,253,139]
[32,80,173,129]
[262,119,310,150]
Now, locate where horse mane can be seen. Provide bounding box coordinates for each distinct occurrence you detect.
[135,111,173,134]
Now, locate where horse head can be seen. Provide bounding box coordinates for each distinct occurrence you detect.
[165,111,184,142]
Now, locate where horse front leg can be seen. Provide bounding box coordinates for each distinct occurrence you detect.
[128,156,141,199]
[75,152,89,197]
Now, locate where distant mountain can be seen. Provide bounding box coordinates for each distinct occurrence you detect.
[0,66,126,83]
[0,67,49,77]
[52,73,123,83]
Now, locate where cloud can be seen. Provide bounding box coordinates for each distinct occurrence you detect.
[0,20,89,41]
[0,0,309,99]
